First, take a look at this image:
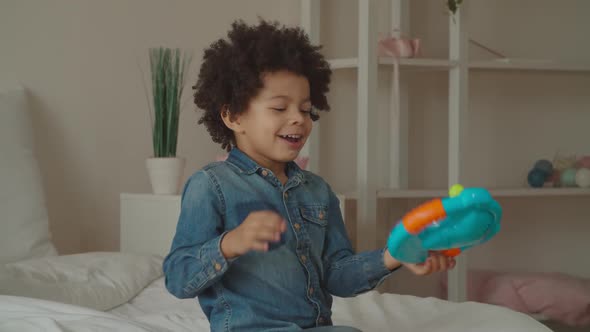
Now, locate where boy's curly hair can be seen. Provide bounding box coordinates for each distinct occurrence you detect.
[193,19,332,151]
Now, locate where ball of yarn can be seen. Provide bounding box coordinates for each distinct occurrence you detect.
[554,155,577,171]
[560,168,578,187]
[575,168,590,188]
[548,169,561,187]
[527,169,546,188]
[533,159,553,176]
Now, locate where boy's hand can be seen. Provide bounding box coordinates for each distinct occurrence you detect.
[384,249,456,275]
[221,211,287,259]
[402,253,456,276]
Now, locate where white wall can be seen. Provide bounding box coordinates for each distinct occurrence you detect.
[0,0,300,253]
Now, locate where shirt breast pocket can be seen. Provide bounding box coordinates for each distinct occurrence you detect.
[299,205,328,248]
[299,205,328,226]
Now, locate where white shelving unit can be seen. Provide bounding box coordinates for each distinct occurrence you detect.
[302,0,590,311]
[301,0,473,302]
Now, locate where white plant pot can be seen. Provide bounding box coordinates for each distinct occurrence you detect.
[146,157,186,195]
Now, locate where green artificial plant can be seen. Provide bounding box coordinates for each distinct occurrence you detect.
[148,47,192,158]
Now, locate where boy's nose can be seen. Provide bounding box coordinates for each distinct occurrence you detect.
[288,107,306,124]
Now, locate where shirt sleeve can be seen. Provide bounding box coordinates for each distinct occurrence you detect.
[163,170,230,299]
[322,188,400,297]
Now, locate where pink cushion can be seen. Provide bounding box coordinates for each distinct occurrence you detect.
[441,269,590,327]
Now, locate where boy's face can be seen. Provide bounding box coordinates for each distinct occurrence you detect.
[226,70,313,172]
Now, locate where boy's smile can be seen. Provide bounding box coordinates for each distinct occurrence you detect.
[278,133,304,149]
[222,70,313,178]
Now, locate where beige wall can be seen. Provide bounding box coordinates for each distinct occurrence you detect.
[0,0,300,253]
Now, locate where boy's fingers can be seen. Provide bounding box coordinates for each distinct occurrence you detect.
[429,257,439,272]
[419,262,432,275]
[256,229,277,242]
[260,212,285,230]
[438,256,448,271]
[410,261,430,275]
[252,241,269,252]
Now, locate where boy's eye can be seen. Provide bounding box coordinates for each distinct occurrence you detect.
[270,107,312,114]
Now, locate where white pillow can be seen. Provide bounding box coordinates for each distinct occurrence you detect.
[0,84,58,264]
[0,252,163,311]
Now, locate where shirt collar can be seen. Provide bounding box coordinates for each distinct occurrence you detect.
[226,148,306,183]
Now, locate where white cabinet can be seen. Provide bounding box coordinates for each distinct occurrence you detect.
[120,193,180,257]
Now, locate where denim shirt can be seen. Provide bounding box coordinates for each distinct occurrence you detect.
[163,148,395,331]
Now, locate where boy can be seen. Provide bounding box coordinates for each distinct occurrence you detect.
[163,19,454,331]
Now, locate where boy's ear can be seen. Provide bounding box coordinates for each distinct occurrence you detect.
[220,105,242,132]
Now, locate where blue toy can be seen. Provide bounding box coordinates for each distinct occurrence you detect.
[386,185,502,263]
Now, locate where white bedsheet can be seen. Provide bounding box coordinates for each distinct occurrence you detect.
[0,277,551,331]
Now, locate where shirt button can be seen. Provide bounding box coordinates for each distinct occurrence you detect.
[309,287,314,295]
[261,170,269,176]
[284,192,289,199]
[318,317,325,324]
[214,262,222,271]
[318,211,325,220]
[300,255,307,263]
[294,223,301,230]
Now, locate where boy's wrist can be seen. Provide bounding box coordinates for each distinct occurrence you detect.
[221,231,238,259]
[383,248,402,271]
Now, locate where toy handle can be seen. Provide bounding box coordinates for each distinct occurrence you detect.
[401,198,447,235]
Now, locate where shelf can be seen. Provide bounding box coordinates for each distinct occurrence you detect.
[327,57,358,69]
[377,189,447,198]
[487,188,590,197]
[379,57,458,70]
[327,57,457,70]
[328,57,590,73]
[375,187,590,199]
[469,59,590,73]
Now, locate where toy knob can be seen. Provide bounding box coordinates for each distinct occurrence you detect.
[449,184,464,198]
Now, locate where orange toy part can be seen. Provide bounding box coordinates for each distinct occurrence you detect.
[402,198,447,235]
[440,248,461,257]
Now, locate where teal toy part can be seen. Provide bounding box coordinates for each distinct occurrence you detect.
[386,187,502,264]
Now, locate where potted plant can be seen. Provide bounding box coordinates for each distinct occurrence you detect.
[447,0,463,15]
[145,47,192,195]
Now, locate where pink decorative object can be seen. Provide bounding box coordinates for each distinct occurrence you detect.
[441,269,590,327]
[576,156,590,169]
[378,36,420,58]
[215,154,309,170]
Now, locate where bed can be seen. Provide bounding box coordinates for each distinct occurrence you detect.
[0,253,550,332]
[0,84,552,331]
